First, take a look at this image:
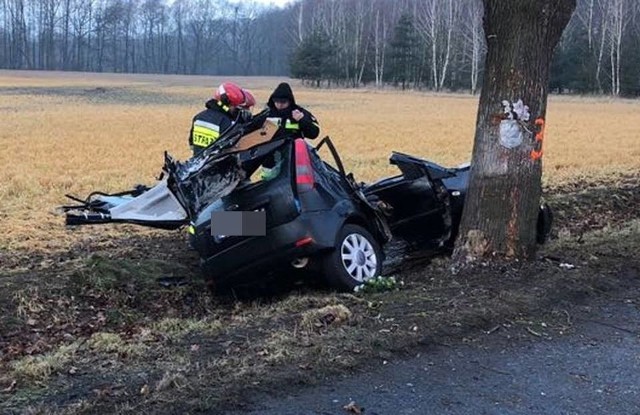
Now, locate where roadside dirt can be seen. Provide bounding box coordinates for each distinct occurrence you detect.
[231,288,640,415]
[0,174,638,414]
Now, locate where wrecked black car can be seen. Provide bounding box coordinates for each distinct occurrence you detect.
[63,110,552,292]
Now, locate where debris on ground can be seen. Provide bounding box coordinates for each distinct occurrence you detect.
[301,304,353,331]
[343,400,364,414]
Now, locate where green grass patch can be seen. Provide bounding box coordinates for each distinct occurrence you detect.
[11,342,81,381]
[151,317,223,338]
[86,332,147,358]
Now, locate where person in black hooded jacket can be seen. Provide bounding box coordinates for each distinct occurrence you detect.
[266,82,319,139]
[237,83,319,183]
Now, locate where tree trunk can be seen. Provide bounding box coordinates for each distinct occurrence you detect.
[595,0,609,94]
[428,1,438,90]
[176,23,183,74]
[452,0,575,265]
[438,0,455,91]
[374,10,382,86]
[612,0,625,97]
[62,0,70,70]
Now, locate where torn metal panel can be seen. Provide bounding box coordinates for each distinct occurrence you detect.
[64,180,188,229]
[109,179,187,222]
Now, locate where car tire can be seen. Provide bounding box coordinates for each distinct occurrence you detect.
[322,224,383,292]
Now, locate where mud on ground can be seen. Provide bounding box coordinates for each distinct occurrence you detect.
[0,174,639,414]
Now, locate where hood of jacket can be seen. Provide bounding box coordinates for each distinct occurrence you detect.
[267,82,297,109]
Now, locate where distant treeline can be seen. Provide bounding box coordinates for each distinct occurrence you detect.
[1,0,639,96]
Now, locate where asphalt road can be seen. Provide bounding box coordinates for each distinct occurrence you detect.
[228,297,640,415]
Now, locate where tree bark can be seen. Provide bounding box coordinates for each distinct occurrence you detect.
[452,0,576,265]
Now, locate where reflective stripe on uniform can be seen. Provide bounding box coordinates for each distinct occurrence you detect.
[285,120,299,130]
[194,120,220,132]
[268,117,302,131]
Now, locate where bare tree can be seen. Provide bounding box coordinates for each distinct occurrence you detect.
[185,0,209,74]
[7,0,30,68]
[43,0,62,69]
[437,0,457,90]
[460,0,484,94]
[232,4,262,76]
[372,5,389,87]
[608,0,630,96]
[171,1,186,74]
[594,0,610,93]
[61,0,71,68]
[417,0,439,89]
[0,0,6,65]
[413,0,459,90]
[319,0,375,87]
[575,0,595,49]
[69,0,91,70]
[121,0,136,73]
[295,0,303,44]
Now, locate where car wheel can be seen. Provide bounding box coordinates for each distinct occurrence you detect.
[323,224,383,292]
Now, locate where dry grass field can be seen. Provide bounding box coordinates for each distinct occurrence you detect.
[1,70,639,414]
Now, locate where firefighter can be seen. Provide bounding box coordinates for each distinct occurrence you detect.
[189,82,255,156]
[266,82,319,139]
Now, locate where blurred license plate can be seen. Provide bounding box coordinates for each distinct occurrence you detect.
[211,211,266,237]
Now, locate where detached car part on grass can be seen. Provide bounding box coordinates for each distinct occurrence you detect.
[63,110,553,292]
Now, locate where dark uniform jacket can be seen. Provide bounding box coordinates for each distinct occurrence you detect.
[189,99,234,156]
[266,83,319,139]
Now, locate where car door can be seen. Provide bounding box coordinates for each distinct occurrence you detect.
[364,153,452,244]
